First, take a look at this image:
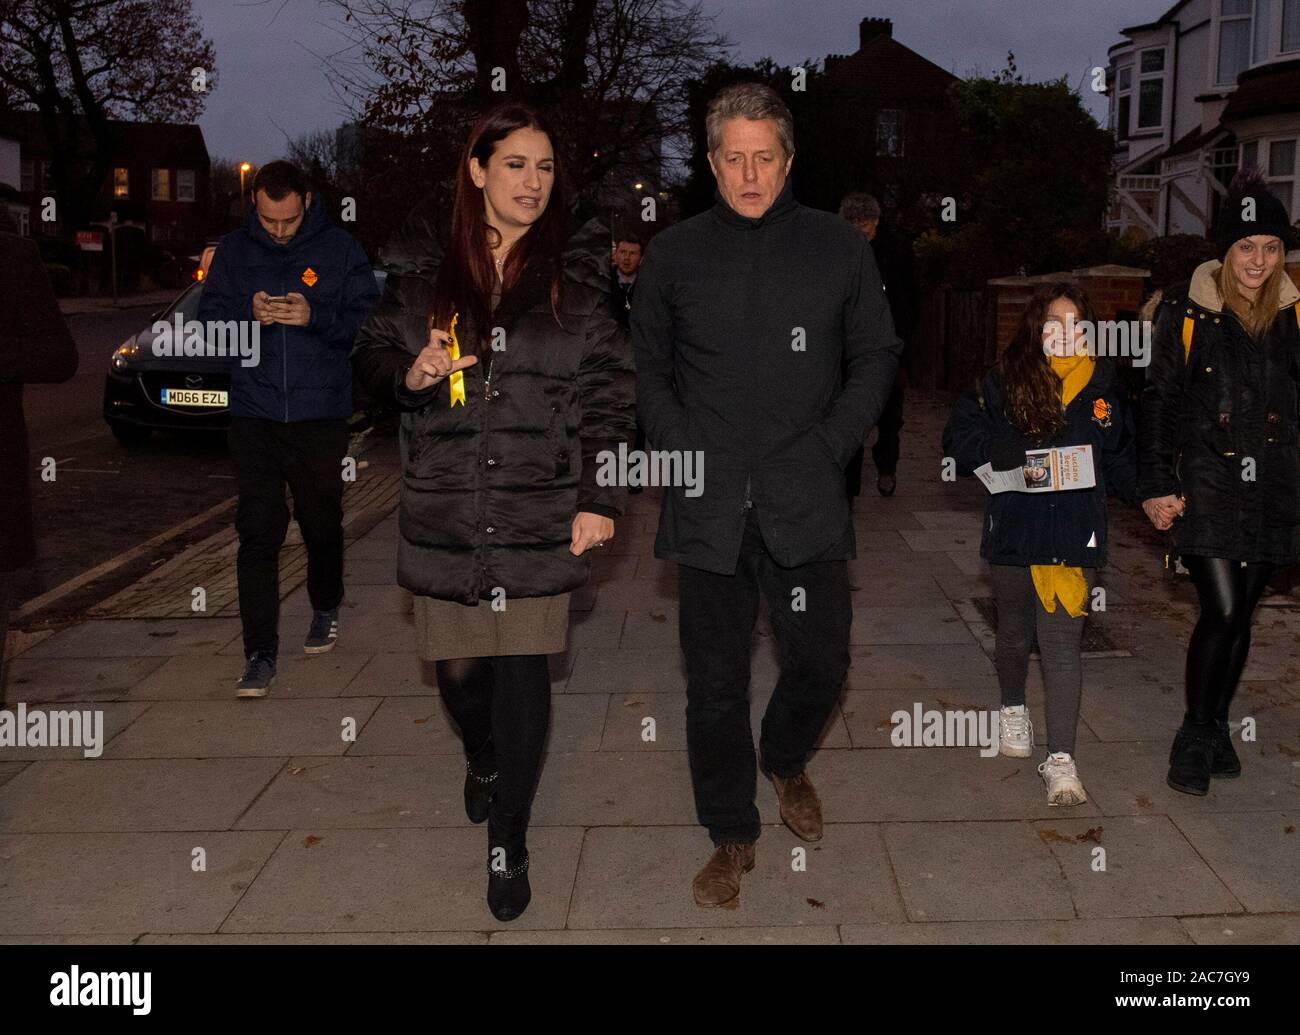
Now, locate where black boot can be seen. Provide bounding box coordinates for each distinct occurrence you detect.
[1210,718,1241,779]
[1167,721,1216,796]
[486,807,531,922]
[464,762,497,824]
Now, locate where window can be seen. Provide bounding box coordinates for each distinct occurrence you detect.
[176,168,195,202]
[40,160,53,188]
[1255,0,1273,62]
[1262,138,1296,219]
[875,109,903,157]
[151,168,170,201]
[113,167,129,198]
[1218,0,1254,84]
[20,158,34,192]
[1137,48,1165,129]
[1241,139,1259,170]
[1286,0,1300,50]
[1115,64,1132,141]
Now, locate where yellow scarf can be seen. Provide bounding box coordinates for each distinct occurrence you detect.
[1029,353,1095,618]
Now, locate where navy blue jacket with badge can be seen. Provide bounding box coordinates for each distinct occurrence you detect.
[198,195,379,422]
[943,360,1138,567]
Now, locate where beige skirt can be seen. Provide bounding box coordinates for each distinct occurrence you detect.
[413,592,570,660]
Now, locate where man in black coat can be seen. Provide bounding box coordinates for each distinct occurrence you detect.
[632,83,901,906]
[609,233,642,329]
[0,212,79,700]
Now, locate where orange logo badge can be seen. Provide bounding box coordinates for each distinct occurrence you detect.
[301,267,318,288]
[1092,398,1112,426]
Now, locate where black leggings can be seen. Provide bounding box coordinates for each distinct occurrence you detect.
[435,654,551,848]
[1182,556,1275,725]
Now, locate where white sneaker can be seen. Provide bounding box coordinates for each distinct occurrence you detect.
[998,704,1033,757]
[1038,752,1087,806]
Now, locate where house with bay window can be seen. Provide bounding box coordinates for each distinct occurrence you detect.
[1106,0,1300,241]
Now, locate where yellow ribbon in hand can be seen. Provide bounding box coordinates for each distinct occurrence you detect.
[446,311,466,408]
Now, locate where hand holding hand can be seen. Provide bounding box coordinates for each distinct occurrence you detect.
[570,512,614,556]
[1142,494,1184,531]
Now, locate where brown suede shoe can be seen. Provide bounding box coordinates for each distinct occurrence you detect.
[770,771,823,841]
[692,842,756,907]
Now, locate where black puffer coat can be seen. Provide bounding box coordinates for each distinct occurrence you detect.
[944,360,1137,567]
[352,197,636,604]
[1139,260,1300,564]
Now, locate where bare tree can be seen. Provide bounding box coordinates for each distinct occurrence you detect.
[322,0,726,228]
[0,0,216,230]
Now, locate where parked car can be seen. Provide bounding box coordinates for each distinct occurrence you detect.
[102,270,386,445]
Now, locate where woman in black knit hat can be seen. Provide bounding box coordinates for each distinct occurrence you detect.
[1139,170,1300,795]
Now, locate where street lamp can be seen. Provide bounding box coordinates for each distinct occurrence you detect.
[239,162,252,198]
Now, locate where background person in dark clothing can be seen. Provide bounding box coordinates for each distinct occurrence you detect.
[633,83,901,908]
[0,211,79,701]
[609,233,642,327]
[839,192,918,498]
[198,160,379,698]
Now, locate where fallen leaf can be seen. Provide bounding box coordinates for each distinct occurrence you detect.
[1135,795,1152,808]
[806,897,825,909]
[1076,827,1104,844]
[302,835,322,848]
[289,766,304,775]
[1037,829,1073,845]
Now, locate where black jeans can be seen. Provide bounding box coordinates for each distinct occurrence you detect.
[846,374,904,496]
[229,416,349,657]
[679,508,851,844]
[436,654,552,852]
[1182,555,1275,726]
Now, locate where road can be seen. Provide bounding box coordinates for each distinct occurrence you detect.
[19,303,239,614]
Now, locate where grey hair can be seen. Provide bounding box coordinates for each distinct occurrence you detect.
[839,192,881,225]
[705,82,795,157]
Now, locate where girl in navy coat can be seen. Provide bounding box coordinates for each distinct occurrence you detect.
[944,283,1137,804]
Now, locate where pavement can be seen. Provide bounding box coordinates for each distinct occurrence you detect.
[1,391,1298,944]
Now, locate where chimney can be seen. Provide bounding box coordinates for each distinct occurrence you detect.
[859,17,892,50]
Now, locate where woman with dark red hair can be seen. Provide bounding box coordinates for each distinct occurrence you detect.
[353,103,635,921]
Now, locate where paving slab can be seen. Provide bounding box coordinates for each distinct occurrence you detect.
[528,751,698,826]
[565,824,905,929]
[2,656,169,703]
[347,694,607,756]
[491,925,842,944]
[1032,815,1243,918]
[848,606,975,645]
[281,583,413,618]
[882,821,1075,922]
[565,647,687,694]
[20,619,242,659]
[845,643,998,692]
[343,652,438,697]
[140,931,487,944]
[841,917,1190,944]
[0,762,29,789]
[0,831,286,935]
[220,826,582,933]
[101,699,382,758]
[235,755,467,830]
[1177,914,1300,944]
[1169,811,1300,913]
[0,758,283,832]
[128,651,373,700]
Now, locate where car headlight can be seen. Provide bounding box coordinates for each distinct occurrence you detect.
[111,341,140,371]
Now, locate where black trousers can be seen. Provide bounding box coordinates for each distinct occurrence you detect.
[846,374,905,497]
[1182,555,1276,725]
[229,416,349,656]
[436,655,552,852]
[679,508,851,844]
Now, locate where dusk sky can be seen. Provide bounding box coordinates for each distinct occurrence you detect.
[194,0,1171,164]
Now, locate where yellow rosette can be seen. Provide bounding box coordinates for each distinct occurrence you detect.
[446,311,466,407]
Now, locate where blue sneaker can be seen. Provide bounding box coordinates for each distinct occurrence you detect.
[304,608,340,654]
[236,651,277,699]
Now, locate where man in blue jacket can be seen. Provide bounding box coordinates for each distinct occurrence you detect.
[198,160,379,697]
